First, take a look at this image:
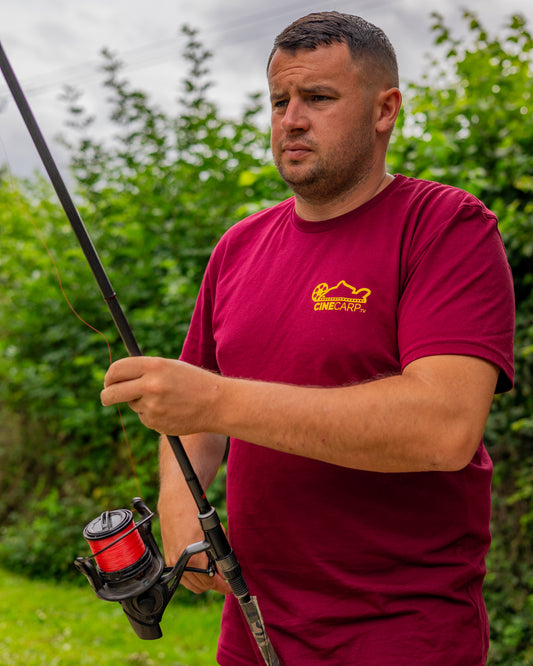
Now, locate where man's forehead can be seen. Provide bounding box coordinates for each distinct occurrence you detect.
[268,43,358,87]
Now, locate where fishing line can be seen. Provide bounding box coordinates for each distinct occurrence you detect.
[83,509,147,574]
[0,139,141,496]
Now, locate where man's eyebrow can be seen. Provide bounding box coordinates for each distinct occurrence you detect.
[300,85,340,96]
[270,84,340,101]
[269,90,286,102]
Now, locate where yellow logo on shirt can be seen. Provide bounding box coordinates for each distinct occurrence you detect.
[312,281,371,313]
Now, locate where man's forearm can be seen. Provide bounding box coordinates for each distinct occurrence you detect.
[210,355,498,473]
[158,432,227,531]
[157,434,226,549]
[102,354,498,475]
[157,432,231,593]
[159,432,227,494]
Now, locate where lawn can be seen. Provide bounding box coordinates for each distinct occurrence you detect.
[0,568,222,665]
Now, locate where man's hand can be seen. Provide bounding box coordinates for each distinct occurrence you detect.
[100,356,221,435]
[159,504,232,596]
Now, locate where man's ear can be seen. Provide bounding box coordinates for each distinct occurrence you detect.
[376,87,402,134]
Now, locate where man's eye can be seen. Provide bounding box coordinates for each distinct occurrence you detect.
[273,99,288,109]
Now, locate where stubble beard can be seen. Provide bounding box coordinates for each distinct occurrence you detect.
[274,129,375,207]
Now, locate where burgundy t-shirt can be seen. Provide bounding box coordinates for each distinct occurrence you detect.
[180,175,515,665]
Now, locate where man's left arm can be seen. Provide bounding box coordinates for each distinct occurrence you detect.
[101,352,498,473]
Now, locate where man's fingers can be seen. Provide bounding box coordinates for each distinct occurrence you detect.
[173,552,232,595]
[100,380,142,406]
[181,571,231,595]
[180,572,209,594]
[103,356,147,387]
[212,573,232,595]
[127,398,142,413]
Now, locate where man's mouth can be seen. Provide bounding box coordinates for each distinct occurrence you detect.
[282,143,312,160]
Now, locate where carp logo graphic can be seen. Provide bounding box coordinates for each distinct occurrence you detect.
[312,280,371,313]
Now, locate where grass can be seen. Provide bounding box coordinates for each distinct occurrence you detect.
[0,568,222,665]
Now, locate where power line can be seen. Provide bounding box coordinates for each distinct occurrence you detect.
[0,0,398,101]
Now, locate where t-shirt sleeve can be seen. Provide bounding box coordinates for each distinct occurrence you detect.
[398,200,515,393]
[180,257,220,372]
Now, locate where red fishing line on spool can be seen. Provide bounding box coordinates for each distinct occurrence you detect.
[84,509,146,573]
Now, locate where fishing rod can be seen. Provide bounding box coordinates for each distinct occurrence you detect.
[0,42,281,666]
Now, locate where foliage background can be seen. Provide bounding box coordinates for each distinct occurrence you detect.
[387,12,533,662]
[0,13,531,664]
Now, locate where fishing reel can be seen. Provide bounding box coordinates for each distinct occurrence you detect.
[74,497,215,640]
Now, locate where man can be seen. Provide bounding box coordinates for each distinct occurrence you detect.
[101,12,515,665]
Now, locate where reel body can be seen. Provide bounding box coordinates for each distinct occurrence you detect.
[75,497,212,639]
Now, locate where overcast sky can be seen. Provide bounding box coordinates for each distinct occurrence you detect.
[0,0,532,178]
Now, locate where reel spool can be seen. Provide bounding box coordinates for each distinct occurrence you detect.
[83,508,152,580]
[75,497,212,640]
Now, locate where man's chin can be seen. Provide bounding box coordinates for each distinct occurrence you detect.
[278,165,318,190]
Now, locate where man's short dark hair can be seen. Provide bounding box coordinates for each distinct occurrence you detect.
[268,11,399,88]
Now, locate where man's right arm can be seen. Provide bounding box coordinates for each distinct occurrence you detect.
[157,432,231,594]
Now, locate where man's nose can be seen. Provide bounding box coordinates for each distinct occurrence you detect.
[280,98,310,133]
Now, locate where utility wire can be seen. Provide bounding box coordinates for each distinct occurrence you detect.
[0,0,399,101]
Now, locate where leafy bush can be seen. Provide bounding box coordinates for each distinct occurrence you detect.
[0,490,98,580]
[388,11,533,662]
[1,12,533,663]
[0,27,287,580]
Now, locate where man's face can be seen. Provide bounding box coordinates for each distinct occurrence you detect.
[268,43,379,206]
